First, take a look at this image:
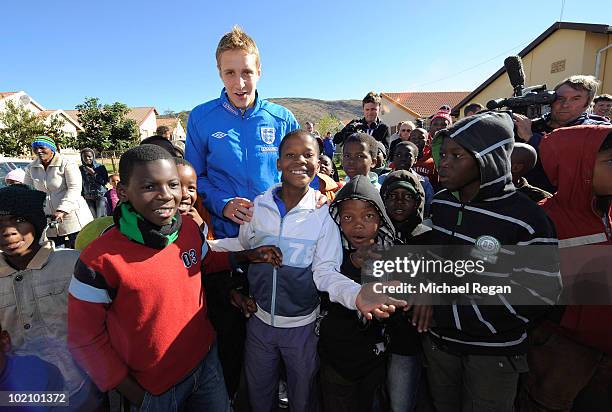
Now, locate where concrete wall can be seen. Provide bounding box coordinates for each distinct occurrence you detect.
[592,33,612,95]
[380,99,418,132]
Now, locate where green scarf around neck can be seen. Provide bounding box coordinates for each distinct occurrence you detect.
[114,202,181,249]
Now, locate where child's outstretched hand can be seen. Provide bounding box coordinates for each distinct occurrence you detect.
[230,289,257,318]
[236,245,283,267]
[356,281,408,320]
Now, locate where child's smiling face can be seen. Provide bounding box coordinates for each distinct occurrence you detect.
[109,175,120,189]
[176,164,198,214]
[0,215,37,257]
[319,156,334,177]
[277,133,319,190]
[339,199,381,248]
[118,159,182,226]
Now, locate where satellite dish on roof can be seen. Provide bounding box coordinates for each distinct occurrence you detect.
[19,95,31,106]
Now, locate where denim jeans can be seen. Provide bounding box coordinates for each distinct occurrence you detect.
[131,342,229,412]
[387,353,422,412]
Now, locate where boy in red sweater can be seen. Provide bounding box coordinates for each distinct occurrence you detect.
[521,125,612,411]
[67,145,281,411]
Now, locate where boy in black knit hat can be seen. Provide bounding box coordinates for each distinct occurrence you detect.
[0,184,103,410]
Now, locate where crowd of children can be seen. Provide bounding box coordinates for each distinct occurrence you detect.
[2,26,612,412]
[1,109,609,411]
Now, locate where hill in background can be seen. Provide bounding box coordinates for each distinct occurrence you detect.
[170,97,362,133]
[267,98,362,126]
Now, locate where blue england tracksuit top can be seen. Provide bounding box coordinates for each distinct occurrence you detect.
[185,89,299,238]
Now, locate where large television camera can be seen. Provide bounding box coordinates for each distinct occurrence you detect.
[486,56,556,119]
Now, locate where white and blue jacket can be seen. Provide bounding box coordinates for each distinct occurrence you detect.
[185,89,299,239]
[210,186,362,328]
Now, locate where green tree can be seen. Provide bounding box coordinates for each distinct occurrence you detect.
[0,100,72,156]
[316,113,344,137]
[0,100,41,156]
[75,97,140,154]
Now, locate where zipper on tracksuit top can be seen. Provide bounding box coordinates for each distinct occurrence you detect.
[451,203,466,240]
[267,203,305,327]
[271,214,285,327]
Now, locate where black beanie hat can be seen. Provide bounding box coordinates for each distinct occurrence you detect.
[0,185,47,239]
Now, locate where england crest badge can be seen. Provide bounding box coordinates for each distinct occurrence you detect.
[260,127,276,145]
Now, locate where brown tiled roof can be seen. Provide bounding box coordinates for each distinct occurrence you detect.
[39,110,84,131]
[156,117,180,129]
[0,92,17,100]
[382,91,470,118]
[126,107,158,126]
[64,110,82,128]
[64,107,159,128]
[37,110,58,117]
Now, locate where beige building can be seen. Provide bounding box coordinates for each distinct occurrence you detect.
[381,91,469,132]
[454,22,612,117]
[37,110,83,139]
[65,106,160,141]
[126,107,159,139]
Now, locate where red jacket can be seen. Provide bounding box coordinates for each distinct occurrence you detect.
[413,144,438,187]
[68,217,230,394]
[540,125,612,353]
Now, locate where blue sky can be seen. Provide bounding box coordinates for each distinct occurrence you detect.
[2,0,611,112]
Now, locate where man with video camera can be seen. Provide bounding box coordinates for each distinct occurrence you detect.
[334,91,391,150]
[512,75,610,192]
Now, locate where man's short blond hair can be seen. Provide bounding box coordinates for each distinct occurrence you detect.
[216,25,260,69]
[554,75,600,105]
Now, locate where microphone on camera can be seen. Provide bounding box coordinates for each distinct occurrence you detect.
[504,56,526,97]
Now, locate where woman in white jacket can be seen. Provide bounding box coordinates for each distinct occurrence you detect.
[24,136,93,248]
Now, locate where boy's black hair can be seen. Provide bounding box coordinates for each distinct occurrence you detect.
[119,144,174,185]
[463,103,484,116]
[394,141,419,158]
[599,132,612,152]
[0,185,47,240]
[278,130,320,156]
[343,133,377,159]
[140,135,182,157]
[511,142,538,171]
[174,157,194,168]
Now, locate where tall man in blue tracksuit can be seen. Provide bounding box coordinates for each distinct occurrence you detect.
[184,25,299,400]
[186,26,299,240]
